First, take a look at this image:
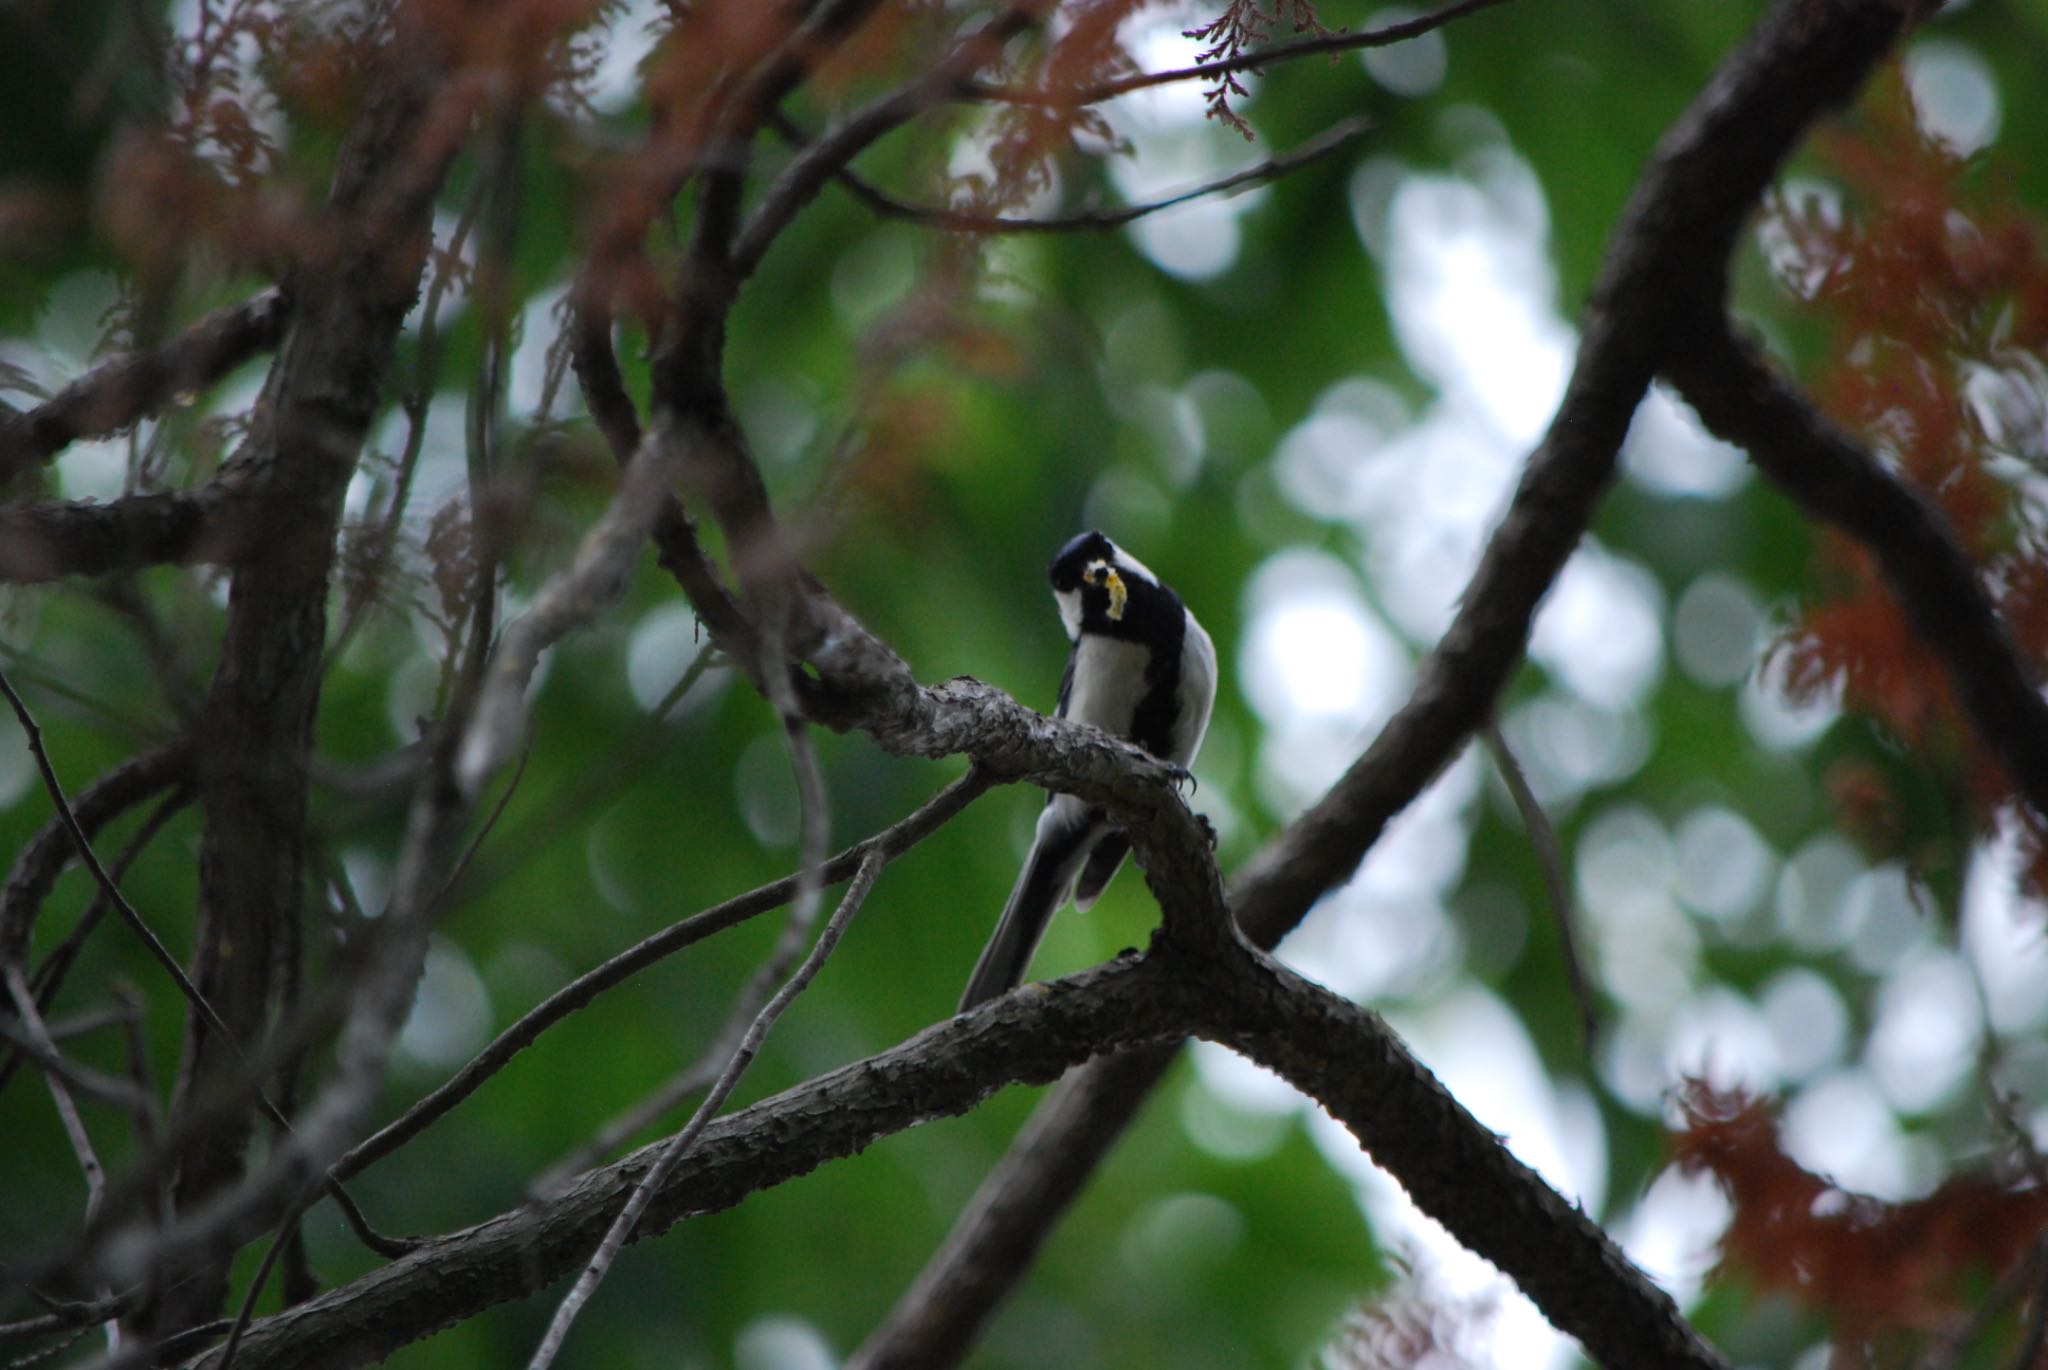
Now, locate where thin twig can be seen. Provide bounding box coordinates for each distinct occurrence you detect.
[438,744,529,901]
[454,424,695,796]
[963,0,1516,108]
[1481,722,1598,1050]
[528,1054,721,1199]
[0,671,412,1263]
[0,1015,155,1119]
[0,785,189,1100]
[3,968,109,1211]
[450,648,718,904]
[212,1189,316,1370]
[1,966,117,1354]
[529,711,831,1198]
[0,671,235,1051]
[2,1324,92,1368]
[27,786,192,1003]
[524,849,884,1370]
[330,767,992,1182]
[816,114,1373,234]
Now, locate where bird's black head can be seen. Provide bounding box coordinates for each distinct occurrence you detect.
[1047,530,1176,642]
[1048,530,1117,592]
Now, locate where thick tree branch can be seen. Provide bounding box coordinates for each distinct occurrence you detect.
[192,910,1730,1370]
[162,13,471,1332]
[862,0,1932,1362]
[0,482,258,584]
[1194,943,1726,1370]
[185,955,1199,1370]
[0,289,287,481]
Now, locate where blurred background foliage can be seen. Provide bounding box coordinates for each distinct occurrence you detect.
[6,1,2048,1367]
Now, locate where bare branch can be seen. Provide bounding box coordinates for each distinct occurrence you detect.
[190,953,1196,1370]
[964,0,1515,108]
[565,289,762,675]
[812,114,1372,235]
[0,289,287,481]
[0,672,229,1038]
[732,4,1046,277]
[1481,722,1596,1050]
[0,672,409,1290]
[3,968,113,1207]
[189,927,1724,1370]
[526,847,882,1369]
[866,0,1932,1357]
[0,989,156,1124]
[332,767,994,1183]
[531,705,836,1200]
[0,484,256,584]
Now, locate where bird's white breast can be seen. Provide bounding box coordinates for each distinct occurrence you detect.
[1063,634,1154,734]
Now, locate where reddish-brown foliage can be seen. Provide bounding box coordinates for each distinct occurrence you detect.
[1768,70,2048,893]
[1672,1084,2048,1351]
[1183,0,1332,136]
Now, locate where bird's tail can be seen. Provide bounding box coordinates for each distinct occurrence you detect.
[959,821,1089,1013]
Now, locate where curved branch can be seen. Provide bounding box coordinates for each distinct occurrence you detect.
[861,0,1931,1360]
[1666,324,2048,818]
[566,276,762,673]
[0,741,191,972]
[732,4,1045,278]
[192,925,1730,1370]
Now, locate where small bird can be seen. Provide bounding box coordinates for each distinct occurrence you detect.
[959,530,1217,1012]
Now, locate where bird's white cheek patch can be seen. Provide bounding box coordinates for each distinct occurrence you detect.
[1055,587,1084,641]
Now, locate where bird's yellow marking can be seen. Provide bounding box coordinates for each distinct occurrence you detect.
[1086,560,1128,621]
